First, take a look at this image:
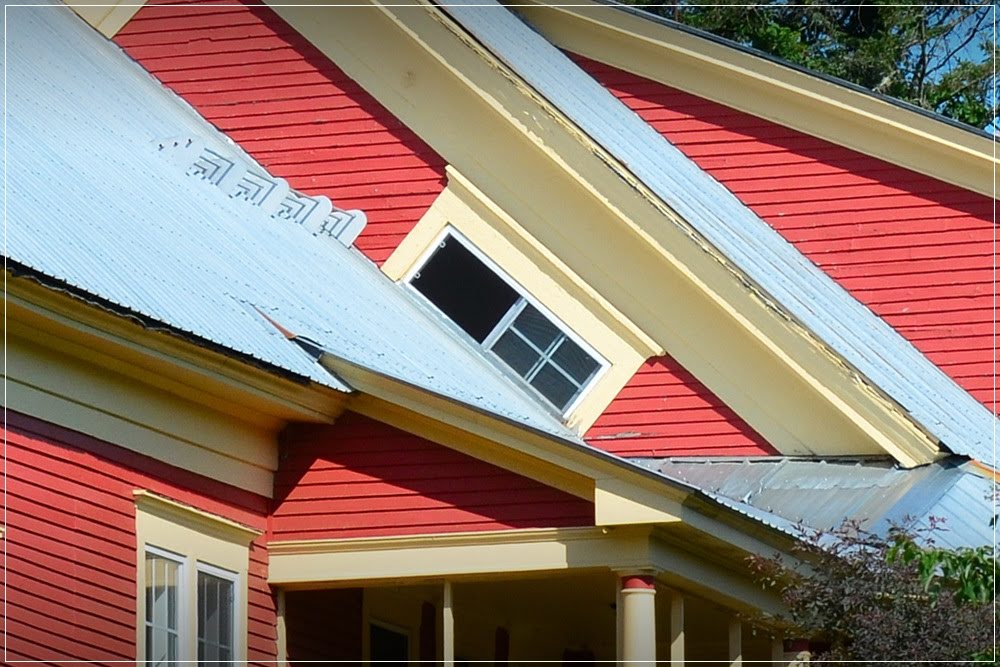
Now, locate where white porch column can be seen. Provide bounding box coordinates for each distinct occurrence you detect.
[618,574,657,666]
[443,580,455,667]
[669,590,684,667]
[728,617,742,667]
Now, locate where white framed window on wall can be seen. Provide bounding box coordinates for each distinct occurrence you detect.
[405,227,608,415]
[135,490,259,667]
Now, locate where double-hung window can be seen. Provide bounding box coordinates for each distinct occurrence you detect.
[408,230,605,413]
[136,491,256,667]
[145,548,182,666]
[143,548,238,667]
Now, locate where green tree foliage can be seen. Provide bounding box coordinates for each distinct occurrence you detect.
[625,2,997,129]
[749,521,996,664]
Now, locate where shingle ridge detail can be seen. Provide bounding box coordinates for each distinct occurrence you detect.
[155,135,367,247]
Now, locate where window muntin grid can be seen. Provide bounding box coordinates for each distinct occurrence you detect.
[485,301,600,410]
[197,567,235,667]
[409,230,605,414]
[145,549,182,667]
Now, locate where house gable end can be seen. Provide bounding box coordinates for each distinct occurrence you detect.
[270,413,596,541]
[114,0,447,264]
[573,54,996,418]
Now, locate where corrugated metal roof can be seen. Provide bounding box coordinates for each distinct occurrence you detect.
[4,5,577,441]
[440,1,998,466]
[646,458,994,548]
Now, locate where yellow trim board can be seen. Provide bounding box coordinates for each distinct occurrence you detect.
[270,0,941,466]
[268,526,655,585]
[333,356,697,514]
[7,333,278,496]
[512,0,998,197]
[67,0,145,38]
[268,525,785,615]
[134,490,261,545]
[7,275,348,424]
[350,393,595,501]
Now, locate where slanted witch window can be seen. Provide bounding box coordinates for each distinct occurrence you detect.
[410,232,602,413]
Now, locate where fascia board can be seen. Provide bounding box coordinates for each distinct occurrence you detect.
[6,275,350,424]
[512,0,998,198]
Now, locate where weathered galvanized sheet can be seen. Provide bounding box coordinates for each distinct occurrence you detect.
[647,457,994,548]
[4,4,576,440]
[441,0,997,466]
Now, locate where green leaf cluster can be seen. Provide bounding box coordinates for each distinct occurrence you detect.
[625,1,997,129]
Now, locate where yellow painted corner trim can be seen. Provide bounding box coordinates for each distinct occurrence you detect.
[513,0,998,197]
[595,478,682,526]
[66,0,146,38]
[134,490,261,545]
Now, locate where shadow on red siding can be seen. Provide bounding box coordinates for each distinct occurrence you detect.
[285,588,362,665]
[271,413,594,541]
[586,356,776,457]
[572,53,996,416]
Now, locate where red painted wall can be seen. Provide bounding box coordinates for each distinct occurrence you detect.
[3,412,277,664]
[285,588,362,665]
[573,54,996,414]
[271,413,594,541]
[586,356,776,457]
[114,0,446,264]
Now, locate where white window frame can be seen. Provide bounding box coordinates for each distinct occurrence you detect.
[195,561,240,666]
[144,545,186,667]
[403,225,608,417]
[135,491,258,666]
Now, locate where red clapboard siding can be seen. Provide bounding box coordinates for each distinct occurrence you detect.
[3,412,277,664]
[271,413,594,541]
[114,0,446,264]
[573,54,997,415]
[285,589,363,666]
[586,356,776,457]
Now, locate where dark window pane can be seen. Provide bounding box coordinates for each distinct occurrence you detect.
[530,363,578,410]
[511,304,560,351]
[550,338,599,384]
[370,624,409,666]
[198,571,234,667]
[412,238,519,342]
[492,330,541,377]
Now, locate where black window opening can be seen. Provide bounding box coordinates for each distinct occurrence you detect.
[411,234,601,412]
[370,623,409,666]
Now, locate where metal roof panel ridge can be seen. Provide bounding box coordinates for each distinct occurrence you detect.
[439,0,999,467]
[3,4,577,440]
